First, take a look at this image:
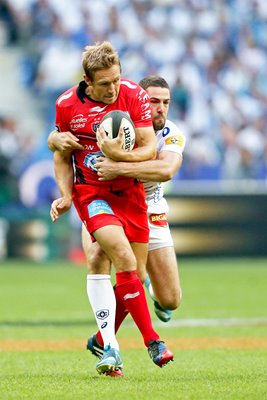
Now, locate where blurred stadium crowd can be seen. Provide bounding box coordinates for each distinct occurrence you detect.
[1,0,267,209]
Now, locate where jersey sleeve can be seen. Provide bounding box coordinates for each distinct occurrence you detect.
[55,88,77,132]
[159,121,186,156]
[55,101,70,133]
[121,81,153,128]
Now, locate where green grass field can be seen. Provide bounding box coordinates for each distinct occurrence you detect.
[1,258,267,400]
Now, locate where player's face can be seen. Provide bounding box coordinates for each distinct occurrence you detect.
[146,86,170,131]
[84,65,121,104]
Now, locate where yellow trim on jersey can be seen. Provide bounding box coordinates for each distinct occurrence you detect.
[164,134,184,147]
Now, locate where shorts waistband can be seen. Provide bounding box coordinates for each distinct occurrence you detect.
[77,178,139,192]
[110,178,139,192]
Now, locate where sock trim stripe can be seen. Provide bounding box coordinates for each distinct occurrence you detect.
[123,291,140,301]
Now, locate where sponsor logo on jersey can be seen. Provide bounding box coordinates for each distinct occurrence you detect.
[90,105,108,113]
[162,127,170,137]
[149,213,168,227]
[88,200,114,217]
[136,88,149,103]
[83,144,96,151]
[164,134,184,147]
[70,114,88,130]
[141,109,152,120]
[84,151,103,172]
[141,103,150,111]
[96,309,109,320]
[92,122,100,132]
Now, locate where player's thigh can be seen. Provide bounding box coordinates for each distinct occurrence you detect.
[147,246,181,306]
[130,242,148,283]
[82,224,111,274]
[82,223,93,264]
[93,224,136,271]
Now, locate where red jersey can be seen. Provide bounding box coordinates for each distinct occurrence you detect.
[55,79,153,189]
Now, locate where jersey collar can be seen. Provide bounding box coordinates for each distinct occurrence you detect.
[76,81,102,104]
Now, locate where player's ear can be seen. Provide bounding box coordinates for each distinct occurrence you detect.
[83,74,92,86]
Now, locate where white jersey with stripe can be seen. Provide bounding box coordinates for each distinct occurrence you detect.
[142,119,186,214]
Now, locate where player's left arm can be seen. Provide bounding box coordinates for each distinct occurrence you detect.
[95,151,182,181]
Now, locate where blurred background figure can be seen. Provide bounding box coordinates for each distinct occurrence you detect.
[0,116,22,207]
[1,0,267,261]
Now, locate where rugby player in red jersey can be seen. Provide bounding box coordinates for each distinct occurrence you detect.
[49,42,173,376]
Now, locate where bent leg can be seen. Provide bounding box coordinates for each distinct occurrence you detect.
[146,246,181,310]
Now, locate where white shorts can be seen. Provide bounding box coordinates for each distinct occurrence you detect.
[148,211,174,251]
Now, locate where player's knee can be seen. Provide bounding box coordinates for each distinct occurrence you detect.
[86,247,110,274]
[160,287,182,310]
[162,299,179,310]
[173,287,182,309]
[171,288,182,310]
[137,267,147,283]
[110,244,136,271]
[174,287,182,309]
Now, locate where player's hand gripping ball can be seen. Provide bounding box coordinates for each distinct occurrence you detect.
[100,110,135,151]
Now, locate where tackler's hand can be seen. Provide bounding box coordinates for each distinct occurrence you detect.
[49,131,84,153]
[95,157,119,181]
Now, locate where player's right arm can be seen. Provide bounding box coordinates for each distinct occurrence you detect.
[48,130,84,153]
[50,150,74,222]
[96,82,156,162]
[96,124,156,162]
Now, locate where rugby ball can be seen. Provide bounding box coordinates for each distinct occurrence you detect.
[100,110,135,151]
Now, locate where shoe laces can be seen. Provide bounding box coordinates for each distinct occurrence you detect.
[148,340,164,357]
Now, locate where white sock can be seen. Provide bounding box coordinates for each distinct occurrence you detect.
[146,277,157,302]
[86,274,119,350]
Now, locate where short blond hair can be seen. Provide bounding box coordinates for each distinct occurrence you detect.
[82,41,121,80]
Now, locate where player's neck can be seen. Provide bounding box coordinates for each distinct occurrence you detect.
[84,85,99,102]
[85,85,92,97]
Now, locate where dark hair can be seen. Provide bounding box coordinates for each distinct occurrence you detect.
[139,75,170,90]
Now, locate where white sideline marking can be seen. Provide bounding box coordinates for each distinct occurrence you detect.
[125,317,267,328]
[161,317,267,328]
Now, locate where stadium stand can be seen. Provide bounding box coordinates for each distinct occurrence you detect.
[1,0,267,259]
[1,0,266,194]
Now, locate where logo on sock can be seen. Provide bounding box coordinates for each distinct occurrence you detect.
[96,309,109,320]
[101,322,107,329]
[123,291,140,301]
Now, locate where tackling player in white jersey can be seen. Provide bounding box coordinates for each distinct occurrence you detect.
[95,75,186,322]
